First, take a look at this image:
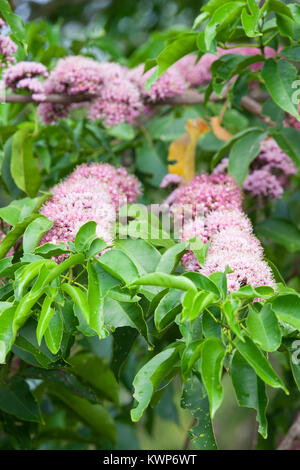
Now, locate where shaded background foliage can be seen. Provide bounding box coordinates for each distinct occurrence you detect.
[0,0,300,451]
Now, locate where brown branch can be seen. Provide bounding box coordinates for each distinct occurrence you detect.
[4,92,93,104]
[277,412,300,450]
[3,88,275,126]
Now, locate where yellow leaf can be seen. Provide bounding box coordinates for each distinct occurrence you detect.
[168,118,209,182]
[209,116,232,142]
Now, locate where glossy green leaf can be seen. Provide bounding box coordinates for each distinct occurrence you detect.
[228,131,265,185]
[231,350,268,438]
[61,283,90,325]
[0,377,41,423]
[22,216,53,253]
[0,0,26,46]
[234,335,288,393]
[131,347,179,421]
[157,33,198,76]
[36,295,55,345]
[181,375,217,450]
[87,261,108,338]
[261,59,300,120]
[200,338,226,418]
[103,297,149,342]
[155,241,188,274]
[246,303,282,352]
[96,248,139,284]
[154,288,182,331]
[132,272,197,291]
[44,309,63,355]
[74,221,97,253]
[271,294,300,330]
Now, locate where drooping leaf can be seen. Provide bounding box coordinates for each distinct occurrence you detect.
[131,346,180,422]
[11,129,41,197]
[234,335,288,393]
[181,375,218,450]
[231,351,268,438]
[0,377,41,423]
[200,337,226,418]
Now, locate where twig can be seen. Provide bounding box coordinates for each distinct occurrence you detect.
[277,412,300,450]
[3,88,275,126]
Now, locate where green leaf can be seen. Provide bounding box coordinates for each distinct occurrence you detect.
[279,45,300,61]
[0,377,41,422]
[0,305,16,364]
[69,353,119,405]
[44,309,63,355]
[36,296,55,345]
[211,127,263,169]
[157,33,198,76]
[23,216,53,253]
[205,2,245,50]
[61,284,90,325]
[106,123,135,140]
[241,0,260,37]
[222,299,244,341]
[271,294,300,330]
[246,303,282,352]
[261,59,300,120]
[87,261,108,338]
[267,0,293,19]
[256,218,300,253]
[200,338,226,418]
[74,221,97,254]
[0,213,41,259]
[0,0,26,46]
[132,272,197,291]
[115,238,161,274]
[181,375,218,450]
[154,289,182,331]
[48,385,116,443]
[181,340,203,380]
[231,351,268,438]
[234,335,288,393]
[155,241,188,274]
[183,272,220,297]
[103,297,149,343]
[11,129,41,197]
[272,127,300,170]
[228,131,265,185]
[96,249,139,284]
[131,347,179,422]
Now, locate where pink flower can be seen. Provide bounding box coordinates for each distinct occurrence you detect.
[201,226,276,292]
[88,78,143,125]
[65,162,141,206]
[213,139,296,200]
[39,162,141,260]
[0,34,17,68]
[173,53,218,86]
[168,173,243,221]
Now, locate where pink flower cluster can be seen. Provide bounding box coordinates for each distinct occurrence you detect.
[4,44,280,126]
[40,163,141,258]
[0,19,17,68]
[168,173,243,221]
[4,61,48,101]
[201,224,276,292]
[180,208,275,293]
[213,138,296,200]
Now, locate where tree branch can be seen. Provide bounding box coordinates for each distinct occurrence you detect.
[277,413,300,450]
[3,88,275,125]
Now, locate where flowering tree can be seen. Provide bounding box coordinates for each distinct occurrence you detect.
[1,0,300,451]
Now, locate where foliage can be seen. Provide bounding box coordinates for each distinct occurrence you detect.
[0,0,300,451]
